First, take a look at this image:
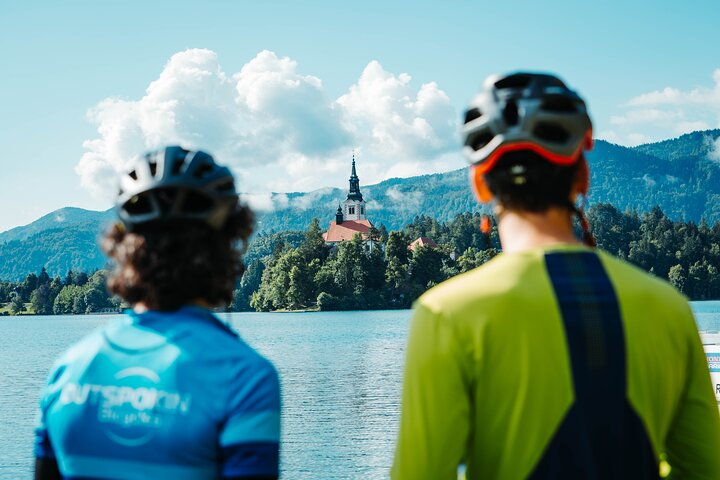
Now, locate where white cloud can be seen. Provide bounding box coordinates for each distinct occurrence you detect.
[386,186,424,211]
[241,193,275,212]
[337,62,455,160]
[602,68,720,147]
[596,130,652,147]
[78,49,458,199]
[706,136,720,163]
[626,69,720,107]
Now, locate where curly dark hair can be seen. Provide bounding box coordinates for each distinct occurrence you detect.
[102,205,254,311]
[484,150,582,212]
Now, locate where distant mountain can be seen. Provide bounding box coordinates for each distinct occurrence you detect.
[0,207,114,244]
[1,130,719,281]
[0,207,115,281]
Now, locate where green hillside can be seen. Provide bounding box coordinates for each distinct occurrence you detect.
[1,130,719,281]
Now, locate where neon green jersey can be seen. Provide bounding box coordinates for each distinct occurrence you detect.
[392,245,720,480]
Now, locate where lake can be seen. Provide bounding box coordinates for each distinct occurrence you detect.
[1,303,719,479]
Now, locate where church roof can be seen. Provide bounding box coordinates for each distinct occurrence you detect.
[323,219,372,243]
[408,237,438,251]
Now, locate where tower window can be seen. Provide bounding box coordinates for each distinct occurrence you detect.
[360,206,365,215]
[349,206,355,215]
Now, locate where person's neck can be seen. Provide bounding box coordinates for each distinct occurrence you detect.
[132,299,212,313]
[496,207,581,254]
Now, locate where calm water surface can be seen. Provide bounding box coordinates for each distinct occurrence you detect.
[0,310,409,479]
[1,303,719,479]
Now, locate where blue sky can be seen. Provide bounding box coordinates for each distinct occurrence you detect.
[1,0,719,232]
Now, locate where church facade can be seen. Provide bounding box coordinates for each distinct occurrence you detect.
[323,155,375,246]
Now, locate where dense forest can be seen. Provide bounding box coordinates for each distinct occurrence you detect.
[1,203,718,316]
[0,269,119,315]
[2,130,720,282]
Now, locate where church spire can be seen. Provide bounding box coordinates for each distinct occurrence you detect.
[347,152,363,202]
[351,152,358,179]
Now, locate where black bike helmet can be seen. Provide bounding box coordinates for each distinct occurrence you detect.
[116,146,238,230]
[461,72,593,174]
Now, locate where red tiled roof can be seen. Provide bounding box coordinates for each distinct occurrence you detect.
[408,236,438,251]
[323,219,372,243]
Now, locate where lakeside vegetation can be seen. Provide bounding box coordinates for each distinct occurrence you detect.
[1,203,719,316]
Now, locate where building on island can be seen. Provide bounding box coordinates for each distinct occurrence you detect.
[323,155,376,249]
[408,237,438,252]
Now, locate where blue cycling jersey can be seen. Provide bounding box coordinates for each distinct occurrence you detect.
[34,306,280,480]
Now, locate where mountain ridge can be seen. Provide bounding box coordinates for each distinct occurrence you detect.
[1,130,719,281]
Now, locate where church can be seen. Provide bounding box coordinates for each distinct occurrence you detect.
[323,155,375,247]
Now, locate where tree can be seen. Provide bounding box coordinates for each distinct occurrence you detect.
[384,256,409,307]
[300,218,327,263]
[251,249,314,311]
[386,231,410,264]
[31,284,54,315]
[408,246,446,295]
[333,235,367,295]
[9,291,25,315]
[73,271,89,287]
[232,260,265,311]
[668,264,686,294]
[54,285,84,314]
[38,267,51,286]
[83,271,112,313]
[21,273,39,302]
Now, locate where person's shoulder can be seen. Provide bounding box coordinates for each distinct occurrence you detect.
[418,251,542,319]
[53,324,107,369]
[193,313,277,376]
[596,249,689,309]
[42,321,115,391]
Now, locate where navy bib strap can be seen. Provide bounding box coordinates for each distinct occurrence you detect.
[529,252,658,480]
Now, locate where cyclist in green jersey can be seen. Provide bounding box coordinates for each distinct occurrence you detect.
[392,72,720,479]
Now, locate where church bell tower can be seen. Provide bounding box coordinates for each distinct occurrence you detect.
[343,154,366,221]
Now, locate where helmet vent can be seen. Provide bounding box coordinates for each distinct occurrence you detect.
[541,95,578,113]
[149,161,158,177]
[495,74,531,90]
[469,132,495,151]
[171,157,186,175]
[124,195,152,215]
[533,123,570,144]
[464,108,482,124]
[128,170,138,181]
[503,100,519,126]
[194,162,214,179]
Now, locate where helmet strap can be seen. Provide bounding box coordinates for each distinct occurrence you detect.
[470,166,493,203]
[480,214,493,250]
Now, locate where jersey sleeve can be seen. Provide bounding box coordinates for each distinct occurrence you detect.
[219,360,281,479]
[392,302,471,480]
[34,406,55,461]
[665,308,720,479]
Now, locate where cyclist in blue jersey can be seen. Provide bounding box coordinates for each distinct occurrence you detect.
[34,146,280,480]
